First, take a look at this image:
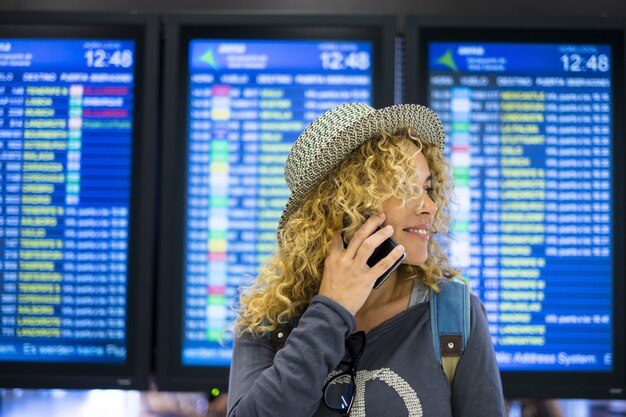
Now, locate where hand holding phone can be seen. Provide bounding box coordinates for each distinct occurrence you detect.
[320,214,406,315]
[343,224,407,289]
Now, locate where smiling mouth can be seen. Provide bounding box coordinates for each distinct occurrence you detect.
[403,228,431,236]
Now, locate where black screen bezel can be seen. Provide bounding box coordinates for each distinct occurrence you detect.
[0,12,159,390]
[406,16,626,399]
[156,13,396,392]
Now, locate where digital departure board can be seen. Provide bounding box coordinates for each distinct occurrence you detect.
[0,38,134,363]
[183,39,372,366]
[0,12,158,390]
[405,20,626,398]
[426,40,614,372]
[156,14,395,391]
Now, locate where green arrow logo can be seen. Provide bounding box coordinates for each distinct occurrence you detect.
[199,49,219,70]
[436,49,458,72]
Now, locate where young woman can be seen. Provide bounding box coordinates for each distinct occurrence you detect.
[227,103,505,417]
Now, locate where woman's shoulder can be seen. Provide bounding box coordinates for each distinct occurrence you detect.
[469,292,488,316]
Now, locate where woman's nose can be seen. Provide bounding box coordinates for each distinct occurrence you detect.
[417,193,438,215]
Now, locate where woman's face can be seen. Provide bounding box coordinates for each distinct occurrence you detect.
[382,146,437,265]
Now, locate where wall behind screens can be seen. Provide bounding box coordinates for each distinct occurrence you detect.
[156,13,396,391]
[406,17,625,398]
[0,12,159,389]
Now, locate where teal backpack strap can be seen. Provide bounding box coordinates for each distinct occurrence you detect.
[429,279,470,385]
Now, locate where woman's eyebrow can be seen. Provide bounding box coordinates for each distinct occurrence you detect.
[424,174,432,183]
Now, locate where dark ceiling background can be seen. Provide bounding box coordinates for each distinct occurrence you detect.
[1,0,625,31]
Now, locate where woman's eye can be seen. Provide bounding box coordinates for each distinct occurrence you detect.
[425,187,433,196]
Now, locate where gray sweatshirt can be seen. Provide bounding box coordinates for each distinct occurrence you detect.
[228,290,505,417]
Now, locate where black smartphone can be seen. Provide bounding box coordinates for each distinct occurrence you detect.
[343,224,407,289]
[367,227,407,289]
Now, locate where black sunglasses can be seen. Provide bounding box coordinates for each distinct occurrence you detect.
[322,331,366,416]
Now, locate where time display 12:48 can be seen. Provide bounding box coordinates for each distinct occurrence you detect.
[560,54,610,72]
[84,49,134,68]
[319,51,371,70]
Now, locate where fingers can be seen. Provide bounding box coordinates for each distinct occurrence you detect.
[320,216,406,314]
[344,212,387,259]
[366,243,406,280]
[352,224,396,267]
[343,212,406,286]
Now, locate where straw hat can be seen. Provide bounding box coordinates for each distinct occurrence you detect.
[278,103,446,233]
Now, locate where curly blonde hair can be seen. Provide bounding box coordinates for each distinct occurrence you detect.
[236,128,459,336]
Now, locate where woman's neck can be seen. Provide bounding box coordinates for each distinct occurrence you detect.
[354,272,414,333]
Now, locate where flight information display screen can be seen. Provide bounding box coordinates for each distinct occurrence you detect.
[0,39,135,363]
[427,41,612,371]
[182,39,372,366]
